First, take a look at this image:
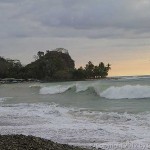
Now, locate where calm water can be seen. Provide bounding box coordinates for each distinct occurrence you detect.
[0,76,150,149]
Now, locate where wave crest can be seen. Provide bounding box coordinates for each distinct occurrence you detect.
[101,85,150,99]
[0,97,13,103]
[39,83,99,95]
[40,85,75,94]
[39,83,150,100]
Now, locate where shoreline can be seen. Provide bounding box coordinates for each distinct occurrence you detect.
[0,77,116,85]
[0,134,102,150]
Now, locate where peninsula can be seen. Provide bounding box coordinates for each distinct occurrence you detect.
[0,48,111,83]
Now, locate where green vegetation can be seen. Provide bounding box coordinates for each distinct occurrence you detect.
[0,48,111,81]
[24,49,75,81]
[0,57,22,79]
[73,61,111,80]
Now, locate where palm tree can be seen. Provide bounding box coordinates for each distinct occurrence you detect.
[85,61,94,78]
[106,63,111,71]
[98,62,109,78]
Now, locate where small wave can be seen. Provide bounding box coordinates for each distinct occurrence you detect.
[119,75,150,80]
[39,83,150,99]
[75,83,91,92]
[39,83,100,95]
[29,84,43,88]
[0,97,13,103]
[101,85,150,99]
[40,84,75,95]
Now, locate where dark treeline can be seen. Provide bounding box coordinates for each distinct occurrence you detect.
[0,57,22,79]
[73,61,111,80]
[0,48,111,81]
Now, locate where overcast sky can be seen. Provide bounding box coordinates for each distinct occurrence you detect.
[0,0,150,76]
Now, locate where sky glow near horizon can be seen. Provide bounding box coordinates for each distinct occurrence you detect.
[0,0,150,76]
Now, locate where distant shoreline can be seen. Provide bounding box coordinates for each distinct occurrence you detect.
[0,77,117,84]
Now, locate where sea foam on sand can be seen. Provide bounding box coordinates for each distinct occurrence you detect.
[0,103,150,150]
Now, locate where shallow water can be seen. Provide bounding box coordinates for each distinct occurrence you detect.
[0,76,150,149]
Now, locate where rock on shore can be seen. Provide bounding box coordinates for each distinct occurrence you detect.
[0,134,102,150]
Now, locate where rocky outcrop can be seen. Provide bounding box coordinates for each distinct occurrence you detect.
[25,49,75,81]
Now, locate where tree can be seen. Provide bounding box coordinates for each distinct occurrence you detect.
[0,57,23,79]
[33,55,38,61]
[85,61,94,78]
[24,49,75,81]
[73,67,86,79]
[6,59,22,78]
[93,65,100,78]
[0,57,9,78]
[106,63,111,72]
[37,51,44,59]
[97,62,111,78]
[77,61,111,79]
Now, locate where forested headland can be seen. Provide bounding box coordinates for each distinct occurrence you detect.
[0,48,111,82]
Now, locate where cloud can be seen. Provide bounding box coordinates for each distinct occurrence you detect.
[1,0,150,76]
[0,0,150,39]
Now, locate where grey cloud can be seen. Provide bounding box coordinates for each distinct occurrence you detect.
[0,0,150,39]
[33,0,150,29]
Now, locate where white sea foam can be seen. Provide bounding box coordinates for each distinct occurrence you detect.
[0,98,5,103]
[29,84,43,88]
[101,85,150,99]
[0,103,150,150]
[0,97,12,103]
[39,83,150,100]
[75,82,100,95]
[39,84,75,94]
[75,83,91,92]
[39,83,92,95]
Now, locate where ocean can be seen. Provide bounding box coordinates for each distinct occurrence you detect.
[0,76,150,150]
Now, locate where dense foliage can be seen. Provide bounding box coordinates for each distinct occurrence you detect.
[24,50,75,81]
[73,61,111,80]
[0,48,111,81]
[0,57,22,79]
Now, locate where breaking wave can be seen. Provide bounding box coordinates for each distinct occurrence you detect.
[101,85,150,99]
[40,84,75,94]
[0,97,13,103]
[39,83,99,95]
[39,83,150,100]
[29,84,43,88]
